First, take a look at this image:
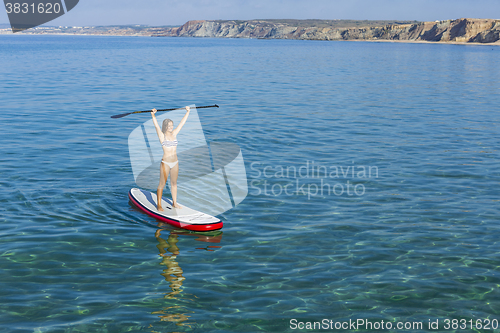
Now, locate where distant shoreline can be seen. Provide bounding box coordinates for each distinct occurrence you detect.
[2,33,499,48]
[354,38,500,47]
[1,18,500,45]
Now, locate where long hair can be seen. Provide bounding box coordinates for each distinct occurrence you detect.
[162,119,173,135]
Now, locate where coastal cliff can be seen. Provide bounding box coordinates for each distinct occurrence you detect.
[159,18,500,43]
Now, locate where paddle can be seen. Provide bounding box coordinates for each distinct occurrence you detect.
[111,104,219,119]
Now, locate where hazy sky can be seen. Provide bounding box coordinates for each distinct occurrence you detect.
[1,0,499,26]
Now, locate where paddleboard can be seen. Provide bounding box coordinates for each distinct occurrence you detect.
[128,188,223,231]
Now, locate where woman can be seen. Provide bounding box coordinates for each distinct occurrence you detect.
[151,106,190,210]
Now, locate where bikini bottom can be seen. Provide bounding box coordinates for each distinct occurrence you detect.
[162,160,178,168]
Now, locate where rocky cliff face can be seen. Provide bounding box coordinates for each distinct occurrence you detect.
[159,18,500,43]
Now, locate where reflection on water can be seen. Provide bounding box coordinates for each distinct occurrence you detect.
[156,230,185,299]
[152,228,223,329]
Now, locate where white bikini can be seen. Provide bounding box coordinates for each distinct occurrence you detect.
[162,160,178,168]
[161,138,178,168]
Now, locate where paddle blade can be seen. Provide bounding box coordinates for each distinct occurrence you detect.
[110,112,132,119]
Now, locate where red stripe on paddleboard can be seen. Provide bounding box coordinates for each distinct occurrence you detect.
[128,192,223,231]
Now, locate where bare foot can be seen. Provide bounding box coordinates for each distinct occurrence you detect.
[158,205,164,211]
[173,203,182,209]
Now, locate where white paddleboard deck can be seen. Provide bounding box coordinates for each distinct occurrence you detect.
[129,188,223,231]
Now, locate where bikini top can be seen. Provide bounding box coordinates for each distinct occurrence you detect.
[162,138,178,148]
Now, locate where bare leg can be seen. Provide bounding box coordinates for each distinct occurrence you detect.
[170,162,181,209]
[157,162,170,211]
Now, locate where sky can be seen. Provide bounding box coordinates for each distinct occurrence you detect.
[1,0,500,27]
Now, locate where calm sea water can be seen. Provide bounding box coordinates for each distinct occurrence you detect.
[1,35,500,333]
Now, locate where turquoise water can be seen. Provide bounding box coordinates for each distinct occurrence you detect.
[1,35,500,332]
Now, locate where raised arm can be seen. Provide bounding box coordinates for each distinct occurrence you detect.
[151,108,165,142]
[173,106,190,136]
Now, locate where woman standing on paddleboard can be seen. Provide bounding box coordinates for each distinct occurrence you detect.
[151,106,190,211]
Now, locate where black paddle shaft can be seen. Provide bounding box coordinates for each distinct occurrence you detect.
[111,104,219,119]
